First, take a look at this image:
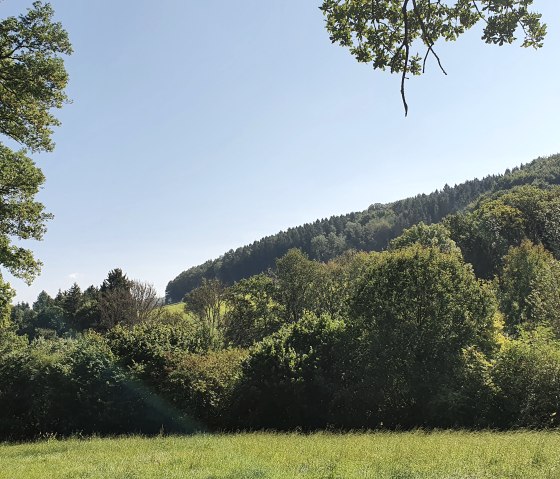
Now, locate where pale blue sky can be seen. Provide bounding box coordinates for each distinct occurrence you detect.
[5,1,560,303]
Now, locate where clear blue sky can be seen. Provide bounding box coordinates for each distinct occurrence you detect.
[5,0,560,303]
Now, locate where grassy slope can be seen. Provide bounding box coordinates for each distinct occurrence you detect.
[163,301,228,318]
[2,432,560,478]
[162,302,189,316]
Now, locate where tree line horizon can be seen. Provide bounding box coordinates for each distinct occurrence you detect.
[166,154,560,302]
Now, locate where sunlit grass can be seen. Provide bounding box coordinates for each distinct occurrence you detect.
[1,431,560,478]
[162,302,187,315]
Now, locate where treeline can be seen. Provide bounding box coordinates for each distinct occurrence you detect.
[3,182,560,438]
[166,154,560,302]
[10,269,167,338]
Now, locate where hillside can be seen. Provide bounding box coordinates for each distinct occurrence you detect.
[166,154,560,302]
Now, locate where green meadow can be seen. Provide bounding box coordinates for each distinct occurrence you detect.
[2,431,560,479]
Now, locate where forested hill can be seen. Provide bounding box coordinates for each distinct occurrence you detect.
[166,154,560,302]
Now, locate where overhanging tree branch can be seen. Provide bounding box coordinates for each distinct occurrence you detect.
[322,0,546,115]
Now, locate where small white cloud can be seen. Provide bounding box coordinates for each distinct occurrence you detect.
[68,273,79,280]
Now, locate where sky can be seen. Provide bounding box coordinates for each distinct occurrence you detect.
[4,1,560,304]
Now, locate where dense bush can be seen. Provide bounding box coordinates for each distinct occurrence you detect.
[106,321,247,429]
[497,241,560,335]
[349,245,498,428]
[232,313,348,429]
[492,327,560,428]
[0,331,196,440]
[447,185,560,278]
[223,274,283,348]
[106,320,206,381]
[165,348,248,427]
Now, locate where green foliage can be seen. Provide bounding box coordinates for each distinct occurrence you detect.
[222,251,368,349]
[73,285,101,331]
[0,333,196,440]
[273,249,321,323]
[167,154,560,303]
[321,1,546,67]
[0,147,52,283]
[0,327,26,356]
[0,2,71,287]
[492,327,560,428]
[0,1,72,152]
[389,222,460,254]
[233,313,348,429]
[498,241,560,335]
[106,321,206,381]
[447,200,525,277]
[165,348,248,427]
[310,251,370,319]
[223,274,282,347]
[106,322,244,428]
[10,156,560,435]
[0,274,14,327]
[100,268,132,293]
[9,301,35,334]
[431,346,497,428]
[447,185,560,278]
[184,278,226,349]
[320,0,545,112]
[99,268,135,329]
[350,245,498,427]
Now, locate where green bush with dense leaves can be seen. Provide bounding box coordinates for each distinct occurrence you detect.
[0,331,196,439]
[492,327,560,428]
[349,245,498,428]
[165,348,248,427]
[497,241,560,335]
[106,321,206,380]
[233,313,348,429]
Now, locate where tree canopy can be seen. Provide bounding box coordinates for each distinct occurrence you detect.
[0,2,71,313]
[0,1,72,152]
[320,0,546,114]
[166,154,560,303]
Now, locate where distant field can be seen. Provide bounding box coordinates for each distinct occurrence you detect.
[161,302,196,322]
[162,302,188,314]
[2,431,560,479]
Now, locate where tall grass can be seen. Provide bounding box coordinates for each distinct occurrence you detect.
[1,431,559,478]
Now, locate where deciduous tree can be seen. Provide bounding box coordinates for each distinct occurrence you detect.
[350,245,498,426]
[184,279,226,349]
[0,2,71,301]
[498,241,560,336]
[321,0,546,114]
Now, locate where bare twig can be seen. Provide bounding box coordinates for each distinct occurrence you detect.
[400,0,410,116]
[471,1,487,23]
[411,0,447,75]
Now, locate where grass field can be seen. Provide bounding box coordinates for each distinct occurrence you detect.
[1,431,560,479]
[161,302,191,319]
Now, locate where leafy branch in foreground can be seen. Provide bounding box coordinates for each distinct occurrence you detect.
[0,1,72,152]
[320,0,546,115]
[0,147,52,284]
[0,2,71,308]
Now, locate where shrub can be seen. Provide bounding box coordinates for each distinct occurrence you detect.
[165,348,248,427]
[232,313,348,429]
[0,333,197,439]
[106,321,206,382]
[492,327,560,428]
[349,245,498,428]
